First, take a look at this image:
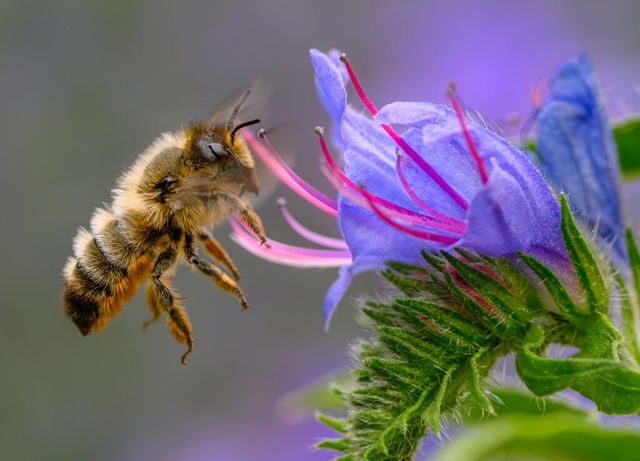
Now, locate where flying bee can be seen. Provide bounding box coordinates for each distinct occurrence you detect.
[62,88,267,364]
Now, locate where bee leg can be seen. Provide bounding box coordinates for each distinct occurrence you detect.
[146,245,194,365]
[198,229,240,280]
[184,233,249,310]
[212,191,267,245]
[142,283,163,330]
[238,207,267,246]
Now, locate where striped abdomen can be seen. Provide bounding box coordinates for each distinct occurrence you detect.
[62,207,155,335]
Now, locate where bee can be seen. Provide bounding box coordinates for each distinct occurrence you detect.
[62,88,266,364]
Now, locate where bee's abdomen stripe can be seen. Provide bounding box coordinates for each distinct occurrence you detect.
[90,208,141,270]
[82,236,128,287]
[73,260,112,295]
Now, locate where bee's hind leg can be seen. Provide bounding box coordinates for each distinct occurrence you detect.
[184,233,249,310]
[146,244,194,365]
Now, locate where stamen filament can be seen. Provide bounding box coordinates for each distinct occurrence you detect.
[244,129,338,217]
[317,128,464,233]
[340,54,469,211]
[447,84,489,184]
[278,198,348,250]
[360,188,460,244]
[395,153,467,230]
[230,218,351,267]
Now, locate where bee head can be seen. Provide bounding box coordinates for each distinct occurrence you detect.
[181,121,260,195]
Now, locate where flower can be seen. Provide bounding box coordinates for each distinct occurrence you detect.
[536,53,626,264]
[233,49,567,326]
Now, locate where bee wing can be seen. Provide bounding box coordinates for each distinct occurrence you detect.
[206,81,271,128]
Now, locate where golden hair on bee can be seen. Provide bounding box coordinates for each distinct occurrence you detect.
[62,88,266,364]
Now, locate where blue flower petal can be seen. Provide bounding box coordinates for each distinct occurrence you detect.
[536,53,625,262]
[310,49,347,124]
[460,159,563,259]
[322,261,378,329]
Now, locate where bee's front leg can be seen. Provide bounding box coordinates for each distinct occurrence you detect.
[145,243,194,365]
[198,229,240,280]
[212,191,266,245]
[184,233,249,310]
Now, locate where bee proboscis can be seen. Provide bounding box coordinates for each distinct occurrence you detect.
[62,89,266,364]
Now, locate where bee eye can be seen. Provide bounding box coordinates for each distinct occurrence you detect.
[207,142,232,160]
[158,176,177,191]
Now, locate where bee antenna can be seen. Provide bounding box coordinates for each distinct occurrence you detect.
[230,118,261,144]
[227,90,252,132]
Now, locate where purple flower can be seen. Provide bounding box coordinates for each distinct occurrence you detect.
[233,49,567,326]
[536,53,626,263]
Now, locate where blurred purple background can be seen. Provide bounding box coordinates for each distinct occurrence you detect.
[1,1,639,459]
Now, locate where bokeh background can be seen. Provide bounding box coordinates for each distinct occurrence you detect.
[1,1,639,460]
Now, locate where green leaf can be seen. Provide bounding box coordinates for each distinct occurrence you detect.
[464,387,586,421]
[516,325,640,414]
[614,118,640,180]
[623,229,640,365]
[275,369,348,416]
[432,412,640,461]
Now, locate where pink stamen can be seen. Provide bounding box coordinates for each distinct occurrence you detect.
[395,153,466,231]
[316,127,359,193]
[447,84,489,184]
[529,78,548,110]
[277,198,348,250]
[360,188,460,245]
[230,218,351,267]
[340,54,469,211]
[317,128,464,234]
[244,129,338,217]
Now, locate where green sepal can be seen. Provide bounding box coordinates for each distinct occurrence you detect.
[393,299,490,350]
[517,251,583,319]
[468,347,495,414]
[316,412,348,434]
[443,269,510,337]
[614,118,640,180]
[316,437,352,453]
[421,366,454,434]
[442,252,531,327]
[559,194,608,312]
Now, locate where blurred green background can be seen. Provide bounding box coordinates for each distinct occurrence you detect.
[1,1,639,459]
